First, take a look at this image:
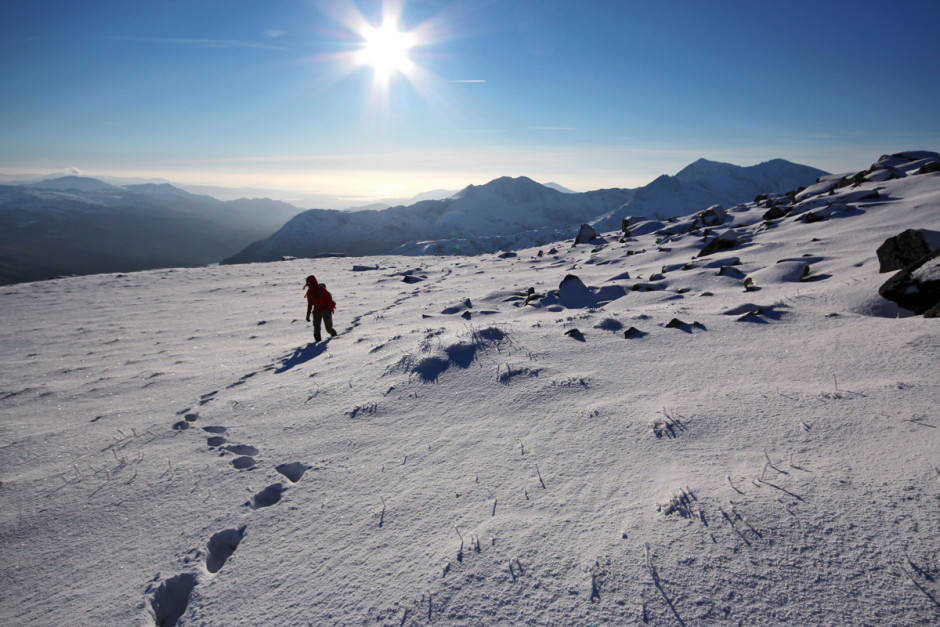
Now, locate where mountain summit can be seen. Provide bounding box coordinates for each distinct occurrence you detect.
[591,158,827,230]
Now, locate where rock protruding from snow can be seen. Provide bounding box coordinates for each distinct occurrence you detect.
[558,274,593,307]
[691,204,727,230]
[878,249,940,316]
[876,229,940,273]
[574,223,598,244]
[698,230,740,257]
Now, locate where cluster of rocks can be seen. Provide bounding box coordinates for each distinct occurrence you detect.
[557,152,939,318]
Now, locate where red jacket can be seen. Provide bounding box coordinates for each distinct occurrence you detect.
[305,283,336,315]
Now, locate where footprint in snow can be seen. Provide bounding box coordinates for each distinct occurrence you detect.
[171,412,200,430]
[224,444,259,457]
[231,456,256,470]
[198,391,217,406]
[275,462,309,483]
[205,526,246,574]
[147,573,196,627]
[246,483,285,509]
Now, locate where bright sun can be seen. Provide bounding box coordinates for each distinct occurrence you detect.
[358,22,416,80]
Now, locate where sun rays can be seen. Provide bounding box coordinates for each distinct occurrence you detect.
[317,0,433,99]
[358,20,417,84]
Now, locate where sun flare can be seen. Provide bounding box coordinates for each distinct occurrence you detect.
[358,22,416,80]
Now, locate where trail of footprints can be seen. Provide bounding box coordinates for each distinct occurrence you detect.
[147,275,433,624]
[146,392,310,627]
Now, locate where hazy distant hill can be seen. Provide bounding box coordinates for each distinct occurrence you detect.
[223,158,827,263]
[0,178,303,285]
[30,175,116,193]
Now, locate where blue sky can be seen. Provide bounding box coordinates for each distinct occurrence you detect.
[1,0,938,203]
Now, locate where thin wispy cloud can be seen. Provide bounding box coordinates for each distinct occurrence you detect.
[528,127,576,131]
[108,36,288,51]
[176,154,357,165]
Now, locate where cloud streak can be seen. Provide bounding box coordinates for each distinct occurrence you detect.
[108,36,288,51]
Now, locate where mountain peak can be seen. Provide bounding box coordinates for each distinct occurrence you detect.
[455,176,555,201]
[674,158,738,183]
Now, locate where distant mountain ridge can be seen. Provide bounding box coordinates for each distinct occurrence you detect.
[223,157,827,263]
[0,178,304,285]
[221,177,637,264]
[30,175,116,192]
[0,157,829,284]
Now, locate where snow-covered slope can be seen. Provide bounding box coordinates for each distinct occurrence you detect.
[2,152,938,626]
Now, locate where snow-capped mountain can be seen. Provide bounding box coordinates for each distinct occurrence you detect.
[2,151,938,626]
[221,177,636,264]
[590,158,828,231]
[224,158,827,263]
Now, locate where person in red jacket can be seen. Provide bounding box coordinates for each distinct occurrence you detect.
[304,274,337,342]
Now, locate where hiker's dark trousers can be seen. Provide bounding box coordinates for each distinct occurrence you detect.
[313,311,336,340]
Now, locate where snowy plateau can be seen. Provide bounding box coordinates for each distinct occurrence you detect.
[1,152,939,626]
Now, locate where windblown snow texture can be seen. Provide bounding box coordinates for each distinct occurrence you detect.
[1,151,938,625]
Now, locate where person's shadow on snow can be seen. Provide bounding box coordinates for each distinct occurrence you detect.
[274,342,329,373]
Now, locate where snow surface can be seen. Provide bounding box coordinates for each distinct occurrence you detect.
[1,165,939,626]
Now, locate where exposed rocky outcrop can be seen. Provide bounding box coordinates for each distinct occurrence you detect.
[698,230,740,257]
[876,229,940,273]
[574,223,598,244]
[878,250,940,316]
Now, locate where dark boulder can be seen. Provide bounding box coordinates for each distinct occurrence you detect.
[558,274,592,306]
[763,205,789,221]
[575,223,598,244]
[698,230,739,257]
[877,229,938,273]
[691,205,728,230]
[878,250,940,316]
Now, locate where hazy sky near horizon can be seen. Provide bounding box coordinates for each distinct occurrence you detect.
[2,0,938,202]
